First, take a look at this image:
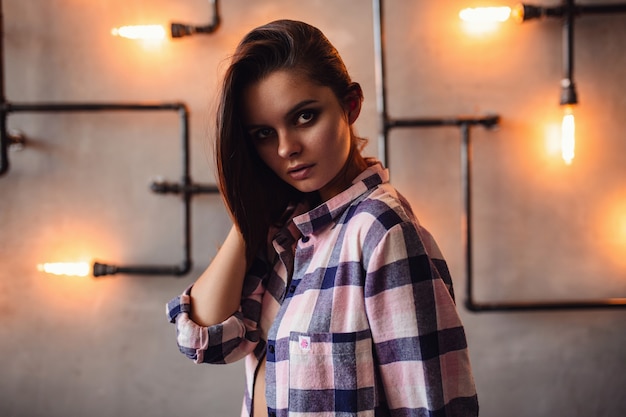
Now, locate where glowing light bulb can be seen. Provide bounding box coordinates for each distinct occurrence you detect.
[459,7,512,23]
[111,25,166,41]
[37,262,91,277]
[561,105,575,165]
[510,3,526,23]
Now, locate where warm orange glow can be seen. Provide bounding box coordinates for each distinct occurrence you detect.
[459,7,511,23]
[37,262,91,277]
[111,25,166,41]
[620,215,626,244]
[459,7,511,35]
[561,105,575,165]
[600,195,626,270]
[510,3,526,23]
[544,122,562,160]
[613,205,626,247]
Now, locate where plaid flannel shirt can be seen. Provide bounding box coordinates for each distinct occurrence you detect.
[166,162,478,417]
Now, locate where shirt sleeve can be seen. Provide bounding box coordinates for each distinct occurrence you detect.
[364,221,479,416]
[165,256,268,364]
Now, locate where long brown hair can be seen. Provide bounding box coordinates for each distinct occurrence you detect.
[215,19,364,264]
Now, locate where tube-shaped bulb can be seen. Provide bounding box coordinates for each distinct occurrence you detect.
[459,7,512,23]
[561,105,575,165]
[37,262,91,277]
[111,25,166,40]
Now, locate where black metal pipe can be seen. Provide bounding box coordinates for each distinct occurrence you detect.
[83,103,216,277]
[151,180,219,194]
[560,0,578,105]
[179,106,193,276]
[5,102,186,112]
[372,0,625,312]
[1,100,218,277]
[460,124,474,313]
[576,4,626,14]
[93,261,191,277]
[467,298,626,312]
[196,0,220,34]
[372,0,388,168]
[381,112,626,312]
[518,2,626,20]
[171,0,220,38]
[387,115,500,129]
[0,0,8,176]
[452,116,626,312]
[0,0,221,277]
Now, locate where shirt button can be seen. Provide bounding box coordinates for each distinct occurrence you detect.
[301,236,310,243]
[268,344,275,353]
[289,285,296,293]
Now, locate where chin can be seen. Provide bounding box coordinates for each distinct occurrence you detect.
[289,182,322,194]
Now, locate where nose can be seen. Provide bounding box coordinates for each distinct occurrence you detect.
[277,131,301,159]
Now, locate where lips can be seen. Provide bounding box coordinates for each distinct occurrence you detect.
[287,164,314,180]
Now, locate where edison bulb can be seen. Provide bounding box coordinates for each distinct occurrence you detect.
[459,7,512,23]
[111,25,166,40]
[561,105,575,165]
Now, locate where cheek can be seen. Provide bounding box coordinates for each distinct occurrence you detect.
[333,122,353,156]
[320,116,350,146]
[255,144,281,171]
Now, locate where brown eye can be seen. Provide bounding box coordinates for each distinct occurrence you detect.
[253,128,275,141]
[295,110,316,126]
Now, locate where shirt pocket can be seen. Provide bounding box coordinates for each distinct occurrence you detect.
[288,331,376,416]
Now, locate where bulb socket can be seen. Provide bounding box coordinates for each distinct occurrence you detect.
[560,79,578,105]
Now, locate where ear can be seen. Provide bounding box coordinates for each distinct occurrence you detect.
[342,83,363,125]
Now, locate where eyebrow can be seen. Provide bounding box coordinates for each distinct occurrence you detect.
[286,99,319,117]
[245,99,320,130]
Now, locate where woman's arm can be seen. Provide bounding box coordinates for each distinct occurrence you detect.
[189,225,248,327]
[166,224,266,364]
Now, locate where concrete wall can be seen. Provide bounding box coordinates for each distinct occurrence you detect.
[1,1,625,416]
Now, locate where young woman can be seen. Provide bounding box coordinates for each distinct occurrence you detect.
[167,19,478,417]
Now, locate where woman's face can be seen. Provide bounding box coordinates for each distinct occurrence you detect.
[242,70,359,201]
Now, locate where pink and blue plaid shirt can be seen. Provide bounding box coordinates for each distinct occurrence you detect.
[166,162,478,416]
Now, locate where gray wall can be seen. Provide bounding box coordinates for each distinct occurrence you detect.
[1,1,625,416]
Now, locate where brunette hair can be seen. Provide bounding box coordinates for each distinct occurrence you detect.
[215,19,363,264]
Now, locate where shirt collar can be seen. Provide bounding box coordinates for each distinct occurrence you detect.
[293,161,388,236]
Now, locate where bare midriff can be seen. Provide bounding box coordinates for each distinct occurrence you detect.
[253,356,268,417]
